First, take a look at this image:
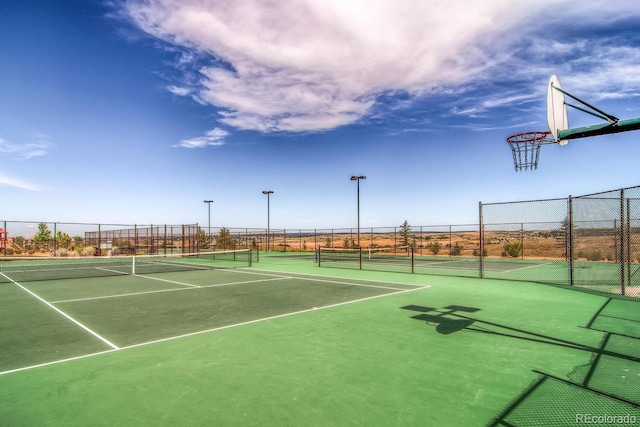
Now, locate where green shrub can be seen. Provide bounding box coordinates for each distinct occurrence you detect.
[55,249,73,257]
[473,248,488,257]
[450,243,462,256]
[81,246,95,256]
[585,251,602,261]
[502,242,522,258]
[428,241,441,255]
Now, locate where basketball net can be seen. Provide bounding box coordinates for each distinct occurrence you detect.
[507,131,555,172]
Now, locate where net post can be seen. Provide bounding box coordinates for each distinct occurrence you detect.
[479,201,484,279]
[625,197,631,296]
[568,196,574,286]
[317,247,321,267]
[620,190,625,295]
[358,246,362,270]
[2,220,6,255]
[249,249,252,267]
[132,255,136,275]
[411,246,414,274]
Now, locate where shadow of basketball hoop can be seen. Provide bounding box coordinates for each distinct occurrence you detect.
[401,304,479,335]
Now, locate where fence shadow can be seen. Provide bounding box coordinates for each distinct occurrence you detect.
[401,300,640,426]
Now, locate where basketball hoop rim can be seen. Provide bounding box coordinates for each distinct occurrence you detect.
[506,130,556,145]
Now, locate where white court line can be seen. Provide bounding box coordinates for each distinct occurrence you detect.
[245,267,431,289]
[414,259,473,267]
[133,274,200,288]
[50,277,289,304]
[228,267,415,291]
[123,286,425,350]
[0,349,117,376]
[290,276,410,291]
[95,267,130,275]
[494,261,554,273]
[0,272,119,350]
[0,285,429,376]
[51,271,420,304]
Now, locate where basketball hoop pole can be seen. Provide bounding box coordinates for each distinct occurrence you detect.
[557,117,640,141]
[549,78,640,142]
[550,82,619,124]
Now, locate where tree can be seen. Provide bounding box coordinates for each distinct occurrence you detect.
[198,228,208,248]
[215,227,235,250]
[399,220,412,247]
[342,237,353,249]
[33,223,52,243]
[56,231,72,248]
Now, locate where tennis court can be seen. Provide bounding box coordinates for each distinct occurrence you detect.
[1,252,639,426]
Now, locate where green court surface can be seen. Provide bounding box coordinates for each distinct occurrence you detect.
[1,255,639,426]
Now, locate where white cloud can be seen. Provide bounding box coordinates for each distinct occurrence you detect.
[122,0,640,132]
[0,172,40,191]
[167,85,192,96]
[175,127,228,148]
[0,135,52,159]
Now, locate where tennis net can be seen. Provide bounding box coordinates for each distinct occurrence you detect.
[318,246,413,268]
[0,249,252,283]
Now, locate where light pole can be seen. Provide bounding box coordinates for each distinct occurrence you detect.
[262,191,273,252]
[350,176,366,250]
[204,200,213,249]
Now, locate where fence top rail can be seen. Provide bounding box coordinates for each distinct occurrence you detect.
[573,196,640,201]
[481,197,567,206]
[482,221,565,226]
[0,221,198,227]
[572,185,640,199]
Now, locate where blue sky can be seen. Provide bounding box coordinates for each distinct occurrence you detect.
[1,0,639,231]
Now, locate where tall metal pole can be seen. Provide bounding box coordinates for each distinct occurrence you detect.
[204,200,213,249]
[357,180,360,247]
[262,191,273,252]
[350,176,366,269]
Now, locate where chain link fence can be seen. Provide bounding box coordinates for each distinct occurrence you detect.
[571,187,640,297]
[0,221,200,256]
[480,186,640,298]
[480,198,569,285]
[2,185,638,299]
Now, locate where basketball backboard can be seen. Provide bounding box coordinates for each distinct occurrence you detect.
[546,75,568,145]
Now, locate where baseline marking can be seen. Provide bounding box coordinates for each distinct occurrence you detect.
[50,277,288,304]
